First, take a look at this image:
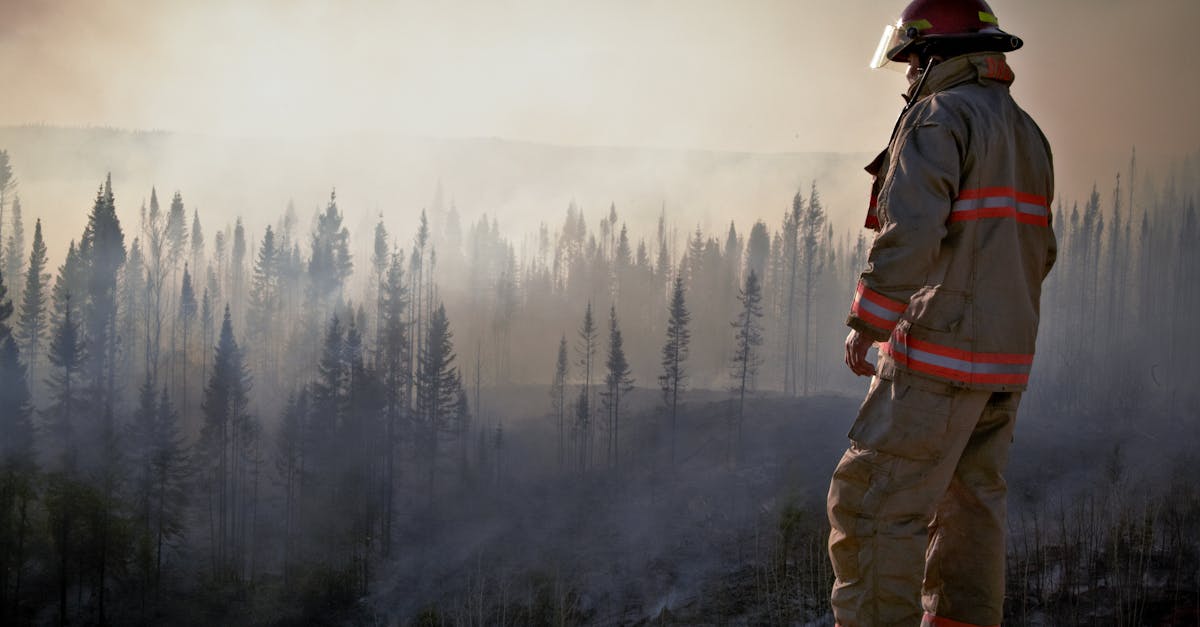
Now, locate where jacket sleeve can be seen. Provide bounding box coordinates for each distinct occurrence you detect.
[847,117,961,342]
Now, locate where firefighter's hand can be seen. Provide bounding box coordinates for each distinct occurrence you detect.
[844,328,877,377]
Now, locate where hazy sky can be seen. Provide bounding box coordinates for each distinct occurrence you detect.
[1,0,1198,204]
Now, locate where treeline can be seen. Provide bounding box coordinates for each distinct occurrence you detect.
[0,143,1197,623]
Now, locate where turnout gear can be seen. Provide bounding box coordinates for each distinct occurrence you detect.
[870,0,1023,69]
[848,53,1054,392]
[829,48,1055,627]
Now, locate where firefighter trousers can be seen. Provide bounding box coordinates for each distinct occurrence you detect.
[827,376,1020,627]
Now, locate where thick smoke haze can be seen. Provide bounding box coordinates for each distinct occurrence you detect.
[2,0,1199,248]
[0,2,1198,625]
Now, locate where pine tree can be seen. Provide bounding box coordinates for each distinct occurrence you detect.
[4,194,24,306]
[0,151,11,247]
[800,182,826,395]
[274,387,309,582]
[415,304,458,511]
[190,209,205,281]
[659,276,691,468]
[729,269,764,467]
[378,252,409,555]
[601,305,634,469]
[199,305,253,580]
[550,335,569,471]
[371,220,389,362]
[247,226,279,389]
[0,265,35,622]
[179,264,197,414]
[130,377,188,596]
[230,218,247,322]
[575,302,597,472]
[308,190,353,309]
[78,174,127,422]
[16,219,48,384]
[45,295,85,472]
[782,190,803,395]
[745,221,770,296]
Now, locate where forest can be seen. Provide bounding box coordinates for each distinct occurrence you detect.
[0,144,1199,626]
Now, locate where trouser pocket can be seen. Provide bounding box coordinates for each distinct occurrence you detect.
[848,378,955,461]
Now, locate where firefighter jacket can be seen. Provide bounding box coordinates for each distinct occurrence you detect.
[847,52,1056,392]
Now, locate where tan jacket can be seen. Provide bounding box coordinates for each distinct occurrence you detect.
[847,53,1056,392]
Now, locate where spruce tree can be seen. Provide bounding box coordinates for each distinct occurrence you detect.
[550,335,568,471]
[729,269,764,467]
[190,209,205,281]
[415,304,458,510]
[16,219,48,383]
[274,387,309,581]
[199,305,252,580]
[247,226,279,388]
[378,251,409,555]
[45,295,85,472]
[601,305,633,468]
[78,175,126,421]
[575,302,597,471]
[0,265,35,620]
[659,276,690,467]
[179,264,197,413]
[800,182,826,395]
[4,194,24,306]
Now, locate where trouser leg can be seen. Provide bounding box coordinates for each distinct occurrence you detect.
[921,391,1021,627]
[827,377,990,627]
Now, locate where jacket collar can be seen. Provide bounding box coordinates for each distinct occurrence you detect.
[906,52,1015,101]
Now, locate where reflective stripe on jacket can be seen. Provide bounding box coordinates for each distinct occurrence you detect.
[847,53,1056,392]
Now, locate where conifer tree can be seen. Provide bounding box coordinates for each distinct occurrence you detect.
[729,269,764,467]
[78,175,126,420]
[273,386,309,581]
[601,305,633,468]
[378,252,409,554]
[179,264,197,413]
[800,182,826,395]
[0,265,35,621]
[575,302,597,471]
[247,226,279,389]
[308,191,353,309]
[659,276,690,467]
[371,220,389,360]
[200,305,253,580]
[415,303,458,510]
[16,219,48,383]
[230,218,247,322]
[0,151,11,247]
[550,334,568,471]
[190,209,205,281]
[4,194,24,306]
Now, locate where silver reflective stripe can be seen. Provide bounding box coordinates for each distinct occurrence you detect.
[951,197,1047,217]
[1017,202,1048,216]
[891,342,1032,375]
[857,296,901,322]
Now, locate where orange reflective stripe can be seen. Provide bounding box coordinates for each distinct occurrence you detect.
[883,327,1033,386]
[951,187,1049,227]
[850,282,907,332]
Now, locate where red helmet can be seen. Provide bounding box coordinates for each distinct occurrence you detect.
[870,0,1023,69]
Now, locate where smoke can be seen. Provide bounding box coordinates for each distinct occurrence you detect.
[3,0,1196,212]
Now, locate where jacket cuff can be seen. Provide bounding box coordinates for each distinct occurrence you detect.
[847,281,907,341]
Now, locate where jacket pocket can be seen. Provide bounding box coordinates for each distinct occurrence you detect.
[848,379,955,461]
[905,286,967,334]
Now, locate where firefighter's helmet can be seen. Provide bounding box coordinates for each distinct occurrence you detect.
[870,0,1023,69]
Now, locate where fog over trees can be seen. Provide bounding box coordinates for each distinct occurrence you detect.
[0,144,1198,625]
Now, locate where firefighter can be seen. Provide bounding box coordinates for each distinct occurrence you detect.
[828,1,1056,625]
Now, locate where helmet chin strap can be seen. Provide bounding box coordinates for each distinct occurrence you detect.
[885,57,940,149]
